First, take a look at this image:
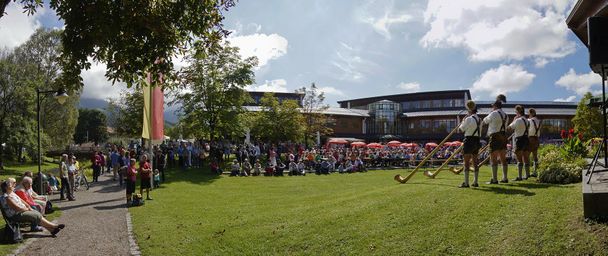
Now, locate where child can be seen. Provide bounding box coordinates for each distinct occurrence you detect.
[153,169,161,188]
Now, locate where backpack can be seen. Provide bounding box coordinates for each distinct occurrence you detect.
[45,201,55,214]
[3,223,22,244]
[131,194,145,206]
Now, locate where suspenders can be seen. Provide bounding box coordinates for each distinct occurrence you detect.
[499,111,507,132]
[521,117,529,137]
[471,115,480,137]
[531,119,540,136]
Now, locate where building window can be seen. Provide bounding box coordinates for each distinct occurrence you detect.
[422,100,431,109]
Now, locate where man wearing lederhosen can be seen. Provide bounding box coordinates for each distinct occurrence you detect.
[527,108,541,177]
[483,94,509,184]
[458,100,482,188]
[508,105,530,181]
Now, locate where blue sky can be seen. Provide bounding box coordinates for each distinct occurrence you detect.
[0,0,603,107]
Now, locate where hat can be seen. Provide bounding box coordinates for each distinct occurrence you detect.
[465,100,476,111]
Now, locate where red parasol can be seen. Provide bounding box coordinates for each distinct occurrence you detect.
[367,143,383,149]
[387,140,402,147]
[351,141,367,148]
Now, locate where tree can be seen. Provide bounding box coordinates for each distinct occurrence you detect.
[296,83,333,146]
[173,44,257,142]
[13,28,80,150]
[572,92,603,140]
[74,108,108,144]
[251,93,304,143]
[2,0,236,92]
[107,89,145,138]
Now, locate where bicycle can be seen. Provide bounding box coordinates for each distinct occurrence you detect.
[74,168,90,191]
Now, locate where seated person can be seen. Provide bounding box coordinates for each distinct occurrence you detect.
[210,160,222,175]
[274,160,286,176]
[1,178,64,235]
[288,161,298,176]
[47,173,58,194]
[252,160,262,176]
[230,160,240,177]
[15,177,47,215]
[356,157,366,172]
[297,160,306,176]
[318,159,330,175]
[241,161,252,177]
[338,161,346,174]
[264,162,275,176]
[345,160,354,173]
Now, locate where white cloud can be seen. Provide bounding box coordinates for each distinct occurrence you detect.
[555,68,603,96]
[0,4,44,49]
[246,79,289,92]
[227,33,288,69]
[396,82,421,92]
[318,86,344,96]
[420,0,576,64]
[357,0,413,40]
[329,42,379,82]
[471,64,535,96]
[553,95,576,102]
[81,61,127,100]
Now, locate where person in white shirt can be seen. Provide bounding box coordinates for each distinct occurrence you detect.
[508,105,530,181]
[482,95,509,184]
[527,108,541,177]
[458,100,482,188]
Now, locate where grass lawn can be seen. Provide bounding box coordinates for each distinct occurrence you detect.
[130,165,608,255]
[0,162,62,253]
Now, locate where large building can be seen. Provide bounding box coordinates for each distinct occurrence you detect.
[336,90,576,142]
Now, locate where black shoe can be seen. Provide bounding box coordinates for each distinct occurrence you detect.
[59,197,65,200]
[486,180,498,185]
[530,173,538,177]
[146,197,153,200]
[512,177,523,181]
[471,183,479,187]
[458,182,469,188]
[500,179,509,183]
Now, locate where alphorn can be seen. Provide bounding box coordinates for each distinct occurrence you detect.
[423,144,464,179]
[394,126,460,184]
[449,133,514,175]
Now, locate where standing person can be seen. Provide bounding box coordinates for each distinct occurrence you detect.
[91,151,101,182]
[59,154,74,201]
[527,108,541,177]
[66,156,77,200]
[155,148,166,182]
[483,95,509,184]
[111,149,120,181]
[458,100,482,188]
[139,154,152,200]
[126,158,138,205]
[508,105,530,180]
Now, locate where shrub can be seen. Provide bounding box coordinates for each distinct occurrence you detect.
[538,146,584,184]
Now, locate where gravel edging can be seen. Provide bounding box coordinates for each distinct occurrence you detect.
[7,236,37,256]
[126,211,141,256]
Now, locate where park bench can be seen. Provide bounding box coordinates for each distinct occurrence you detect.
[0,197,26,243]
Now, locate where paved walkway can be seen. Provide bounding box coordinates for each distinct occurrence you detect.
[13,173,134,256]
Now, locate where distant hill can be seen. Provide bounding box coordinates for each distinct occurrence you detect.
[79,97,179,123]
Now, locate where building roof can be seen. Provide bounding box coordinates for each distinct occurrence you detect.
[403,108,577,118]
[337,90,471,105]
[243,106,370,117]
[566,0,608,46]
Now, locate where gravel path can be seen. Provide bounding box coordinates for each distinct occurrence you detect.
[14,173,133,256]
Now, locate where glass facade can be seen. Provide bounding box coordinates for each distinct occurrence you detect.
[366,100,401,135]
[541,119,572,135]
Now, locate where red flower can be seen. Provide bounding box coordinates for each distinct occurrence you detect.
[578,132,583,140]
[561,129,566,139]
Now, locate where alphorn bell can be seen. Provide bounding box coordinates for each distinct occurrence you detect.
[423,144,464,179]
[449,134,514,175]
[395,126,460,184]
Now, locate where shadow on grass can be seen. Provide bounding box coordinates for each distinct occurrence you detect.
[156,166,221,186]
[475,186,535,196]
[509,182,561,189]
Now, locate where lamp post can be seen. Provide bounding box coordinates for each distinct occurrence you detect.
[37,88,69,195]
